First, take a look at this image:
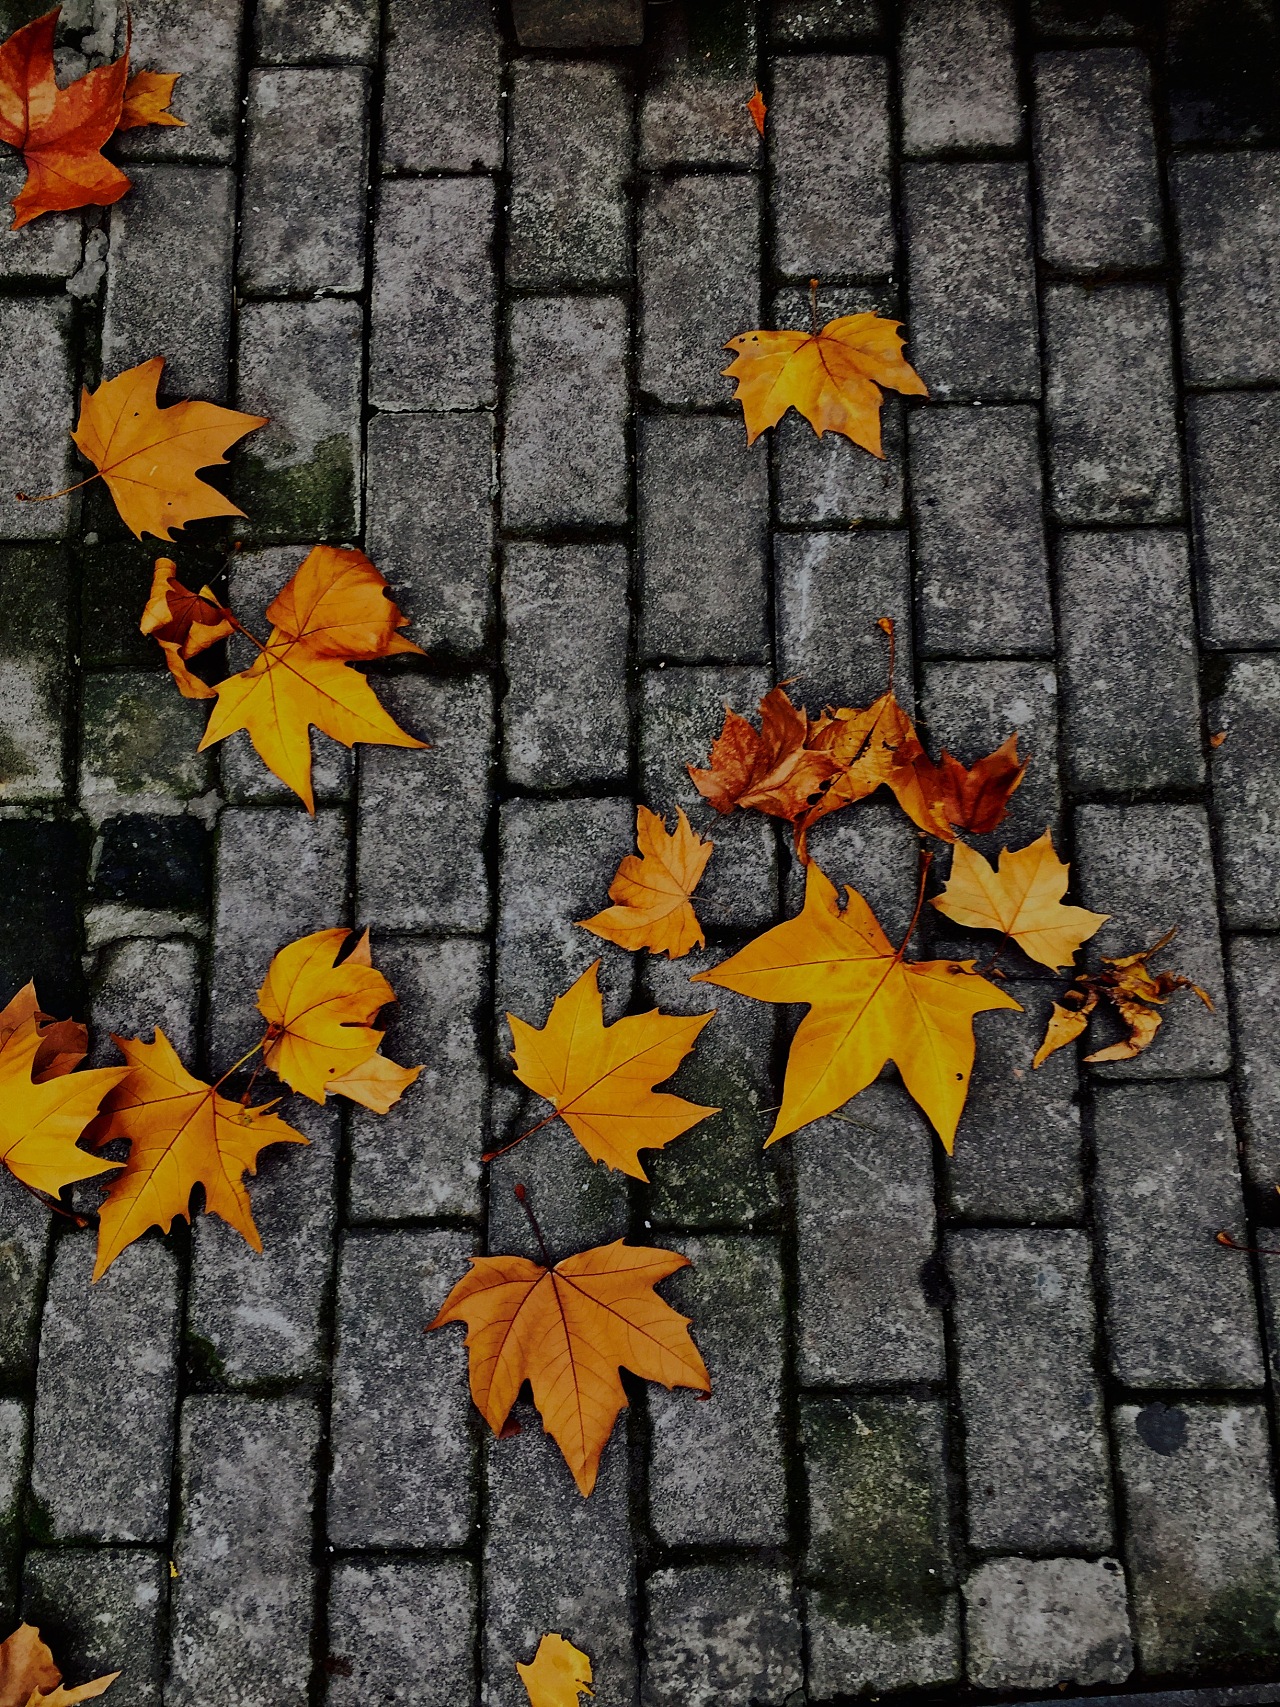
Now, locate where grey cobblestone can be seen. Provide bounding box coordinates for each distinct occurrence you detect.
[782,800,919,940]
[795,1086,945,1387]
[88,937,199,1067]
[643,1564,802,1707]
[1210,654,1280,929]
[648,1236,787,1547]
[239,69,369,296]
[0,165,81,279]
[22,1548,165,1707]
[169,1395,320,1707]
[775,531,911,715]
[1188,392,1280,649]
[963,1558,1133,1692]
[910,406,1054,658]
[900,0,1020,157]
[0,1400,24,1624]
[370,179,496,413]
[328,1559,477,1706]
[950,1229,1113,1552]
[79,672,210,823]
[254,0,379,62]
[503,543,629,788]
[904,164,1039,400]
[1228,935,1280,1190]
[640,2,759,167]
[1044,285,1182,524]
[1172,153,1280,387]
[508,63,631,288]
[0,1190,48,1385]
[771,0,882,43]
[0,299,72,541]
[1114,1401,1280,1676]
[31,1235,178,1542]
[102,167,235,400]
[638,175,759,408]
[0,547,69,805]
[639,416,767,662]
[381,0,502,171]
[1093,1082,1263,1389]
[1033,50,1163,271]
[1057,531,1202,792]
[112,0,241,164]
[771,56,893,277]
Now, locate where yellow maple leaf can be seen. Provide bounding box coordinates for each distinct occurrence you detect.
[507,961,717,1179]
[517,1635,594,1707]
[117,69,185,130]
[0,1624,117,1707]
[90,1029,306,1280]
[578,805,712,959]
[693,862,1021,1152]
[723,309,927,456]
[930,829,1109,971]
[0,1014,125,1198]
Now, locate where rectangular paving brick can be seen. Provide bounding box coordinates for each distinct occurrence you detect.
[0,547,69,806]
[782,799,920,941]
[905,163,1039,400]
[255,0,379,61]
[0,299,72,540]
[963,1557,1133,1693]
[22,1548,166,1707]
[1115,1401,1280,1676]
[79,672,211,823]
[648,1236,787,1547]
[911,406,1054,657]
[504,297,628,527]
[1033,49,1163,270]
[365,412,493,658]
[112,0,241,163]
[775,531,911,714]
[102,167,235,399]
[1057,530,1202,792]
[1210,654,1280,928]
[771,0,883,41]
[0,164,80,279]
[771,56,893,277]
[329,1229,477,1547]
[357,673,492,933]
[188,1102,338,1385]
[901,0,1020,156]
[639,416,767,661]
[239,68,369,295]
[370,178,496,411]
[803,1396,960,1697]
[1172,153,1280,387]
[0,1399,24,1625]
[1228,935,1280,1190]
[638,174,759,407]
[1072,804,1230,1078]
[381,0,502,171]
[31,1235,178,1542]
[508,62,631,288]
[1188,392,1280,648]
[950,1229,1113,1552]
[169,1396,319,1707]
[640,1,759,167]
[1094,1082,1263,1388]
[1044,285,1182,524]
[348,937,486,1221]
[328,1560,476,1707]
[645,1564,802,1707]
[89,938,199,1068]
[503,543,629,788]
[795,1084,945,1386]
[0,1190,48,1387]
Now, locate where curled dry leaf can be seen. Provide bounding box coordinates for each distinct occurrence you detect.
[579,805,712,959]
[797,687,956,850]
[688,684,841,821]
[723,308,927,457]
[430,1236,710,1495]
[0,981,87,1079]
[1033,928,1213,1069]
[507,961,716,1179]
[694,862,1021,1153]
[518,1635,594,1707]
[0,1623,118,1707]
[198,545,427,813]
[0,1001,125,1199]
[117,69,184,131]
[930,829,1109,972]
[139,558,234,701]
[911,733,1028,836]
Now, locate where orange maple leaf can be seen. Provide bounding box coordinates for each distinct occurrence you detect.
[0,1008,125,1199]
[694,862,1021,1152]
[518,1635,594,1707]
[430,1236,710,1495]
[0,981,87,1080]
[578,805,712,959]
[89,1029,306,1280]
[117,69,183,131]
[139,558,235,701]
[255,926,420,1110]
[0,1624,118,1707]
[197,545,427,813]
[746,87,766,135]
[506,961,716,1180]
[0,9,129,229]
[918,733,1028,836]
[931,829,1109,972]
[723,305,928,456]
[688,684,842,821]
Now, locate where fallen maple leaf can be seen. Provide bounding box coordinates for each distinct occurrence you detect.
[723,299,927,456]
[256,927,420,1110]
[198,544,427,813]
[89,1028,306,1280]
[578,805,712,959]
[693,861,1020,1152]
[518,1635,594,1707]
[0,981,87,1079]
[430,1233,710,1494]
[0,1624,117,1707]
[506,961,716,1179]
[117,69,183,131]
[912,733,1028,836]
[688,684,842,820]
[931,829,1109,971]
[746,87,766,135]
[1033,928,1213,1069]
[139,558,234,701]
[0,9,128,228]
[0,1009,125,1199]
[798,687,956,851]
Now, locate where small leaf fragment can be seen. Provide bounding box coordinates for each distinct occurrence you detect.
[746,87,766,135]
[117,69,184,130]
[518,1634,594,1707]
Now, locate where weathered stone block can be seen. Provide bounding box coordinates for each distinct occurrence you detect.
[901,0,1020,156]
[1188,392,1280,648]
[79,672,211,824]
[771,55,893,275]
[781,799,919,940]
[328,1560,477,1706]
[112,0,241,163]
[964,1557,1133,1691]
[381,0,502,171]
[511,0,643,46]
[643,1564,802,1707]
[23,1549,166,1707]
[0,162,80,279]
[771,0,882,41]
[640,0,759,167]
[0,1187,48,1387]
[1228,934,1280,1189]
[775,531,911,713]
[0,547,69,806]
[255,0,379,61]
[1172,152,1280,386]
[1210,654,1280,928]
[0,1399,24,1625]
[0,299,72,540]
[89,936,199,1067]
[0,818,86,1017]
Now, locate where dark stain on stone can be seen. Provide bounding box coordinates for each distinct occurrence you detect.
[919,1251,954,1309]
[1135,1399,1188,1455]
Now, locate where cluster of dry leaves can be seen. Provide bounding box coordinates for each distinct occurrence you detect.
[0,23,1215,1704]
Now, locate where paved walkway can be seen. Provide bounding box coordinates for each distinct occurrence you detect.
[3,0,1280,1700]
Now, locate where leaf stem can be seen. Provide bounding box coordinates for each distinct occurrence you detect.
[514,1182,556,1269]
[224,610,269,656]
[15,471,102,504]
[210,1033,268,1096]
[481,1106,560,1165]
[896,847,934,959]
[808,277,819,337]
[1217,1230,1280,1257]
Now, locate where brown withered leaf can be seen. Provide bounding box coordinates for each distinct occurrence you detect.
[1033,927,1213,1068]
[688,684,842,821]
